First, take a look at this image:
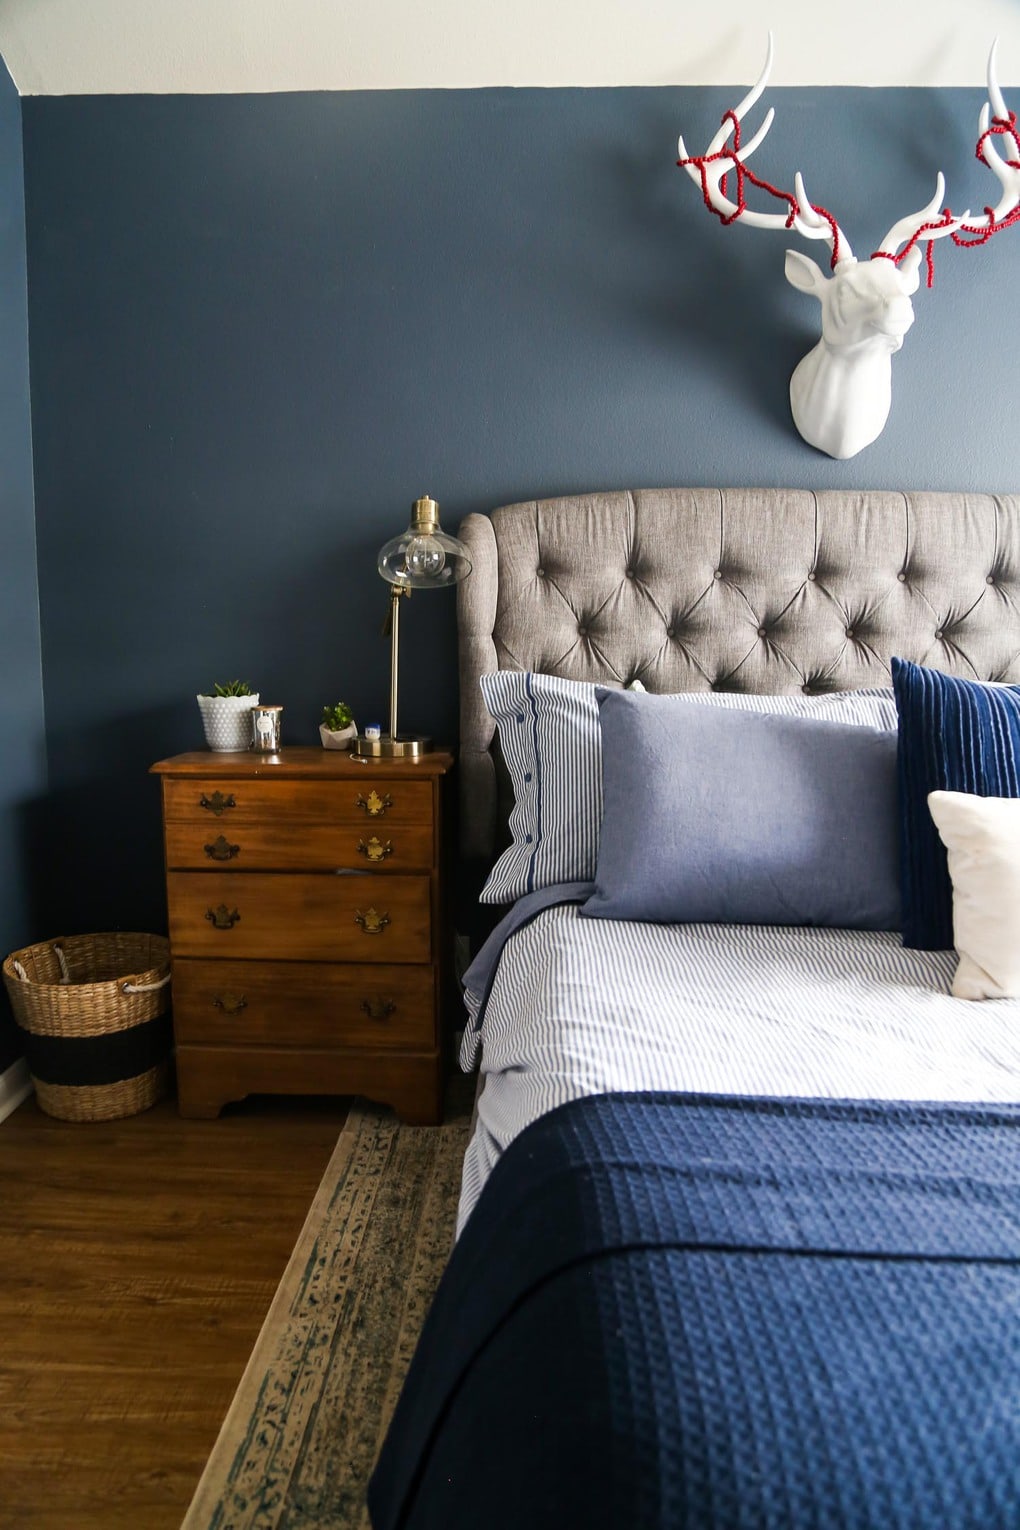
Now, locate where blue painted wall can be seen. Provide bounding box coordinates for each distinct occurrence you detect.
[18,85,1020,935]
[0,61,43,1070]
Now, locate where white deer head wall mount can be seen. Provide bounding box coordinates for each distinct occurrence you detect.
[677,37,1020,459]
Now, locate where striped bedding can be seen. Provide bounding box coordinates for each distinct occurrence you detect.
[456,889,1020,1231]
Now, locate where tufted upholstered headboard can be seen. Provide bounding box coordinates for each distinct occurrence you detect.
[456,487,1020,865]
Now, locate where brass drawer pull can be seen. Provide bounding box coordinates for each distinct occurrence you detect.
[354,907,390,936]
[355,790,393,818]
[205,905,241,930]
[198,792,236,816]
[204,835,240,862]
[357,836,393,862]
[360,997,396,1021]
[213,992,248,1015]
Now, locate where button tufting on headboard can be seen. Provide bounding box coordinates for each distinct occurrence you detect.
[456,487,1020,864]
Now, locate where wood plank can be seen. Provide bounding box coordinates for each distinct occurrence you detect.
[150,747,454,779]
[0,1088,350,1530]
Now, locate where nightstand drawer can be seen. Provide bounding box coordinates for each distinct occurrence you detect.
[163,818,434,872]
[163,778,433,832]
[171,958,436,1048]
[166,871,431,962]
[163,777,434,871]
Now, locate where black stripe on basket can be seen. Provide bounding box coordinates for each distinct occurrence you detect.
[18,1013,173,1087]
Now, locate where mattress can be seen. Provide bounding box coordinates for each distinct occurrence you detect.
[457,888,1020,1230]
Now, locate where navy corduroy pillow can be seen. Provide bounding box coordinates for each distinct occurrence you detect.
[891,657,1020,949]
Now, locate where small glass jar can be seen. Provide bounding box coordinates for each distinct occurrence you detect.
[251,704,283,752]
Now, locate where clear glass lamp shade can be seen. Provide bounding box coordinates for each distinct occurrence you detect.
[376,497,472,589]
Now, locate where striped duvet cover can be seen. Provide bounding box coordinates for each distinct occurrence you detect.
[457,888,1020,1232]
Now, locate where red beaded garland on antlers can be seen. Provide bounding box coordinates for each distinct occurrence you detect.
[677,107,844,269]
[676,35,1020,285]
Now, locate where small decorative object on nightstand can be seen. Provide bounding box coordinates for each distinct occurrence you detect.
[251,703,283,753]
[319,701,357,750]
[353,496,472,759]
[197,680,259,752]
[150,746,453,1124]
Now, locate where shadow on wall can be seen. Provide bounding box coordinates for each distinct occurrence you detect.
[22,704,186,941]
[668,242,810,441]
[590,90,813,443]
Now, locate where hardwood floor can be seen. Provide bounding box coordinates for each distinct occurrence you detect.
[0,1084,351,1530]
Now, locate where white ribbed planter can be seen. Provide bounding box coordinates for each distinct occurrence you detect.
[197,694,259,751]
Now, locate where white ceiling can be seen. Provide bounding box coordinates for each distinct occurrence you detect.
[0,0,1019,94]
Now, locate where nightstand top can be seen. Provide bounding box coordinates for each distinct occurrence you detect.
[150,747,455,779]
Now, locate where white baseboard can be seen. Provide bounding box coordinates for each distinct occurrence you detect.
[0,1058,33,1124]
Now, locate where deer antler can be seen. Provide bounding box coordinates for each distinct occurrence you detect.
[954,39,1020,239]
[874,174,963,259]
[875,41,1019,276]
[675,37,1020,458]
[677,33,853,266]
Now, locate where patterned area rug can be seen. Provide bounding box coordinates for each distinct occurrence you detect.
[181,1079,475,1530]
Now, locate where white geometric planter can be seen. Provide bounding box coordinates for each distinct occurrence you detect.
[319,722,357,751]
[197,694,259,751]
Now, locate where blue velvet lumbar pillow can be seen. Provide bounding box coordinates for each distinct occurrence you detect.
[478,670,898,904]
[581,688,900,929]
[891,657,1020,950]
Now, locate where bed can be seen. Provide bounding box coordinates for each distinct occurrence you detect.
[369,488,1020,1530]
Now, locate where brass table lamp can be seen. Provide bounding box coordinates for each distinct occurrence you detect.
[353,496,472,759]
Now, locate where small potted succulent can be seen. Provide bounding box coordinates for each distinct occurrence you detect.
[197,680,260,752]
[320,701,357,750]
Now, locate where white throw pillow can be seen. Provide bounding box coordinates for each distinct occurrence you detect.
[926,790,1020,999]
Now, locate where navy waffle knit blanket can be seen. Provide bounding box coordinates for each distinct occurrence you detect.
[369,1091,1020,1530]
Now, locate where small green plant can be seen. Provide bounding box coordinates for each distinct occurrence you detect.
[208,680,254,698]
[321,702,354,731]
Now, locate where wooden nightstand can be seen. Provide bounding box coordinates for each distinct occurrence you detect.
[150,748,453,1124]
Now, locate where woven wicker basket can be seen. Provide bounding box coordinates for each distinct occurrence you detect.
[2,932,172,1121]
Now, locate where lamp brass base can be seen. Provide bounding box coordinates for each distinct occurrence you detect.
[352,734,433,760]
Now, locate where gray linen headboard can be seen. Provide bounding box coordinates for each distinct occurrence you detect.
[456,487,1020,864]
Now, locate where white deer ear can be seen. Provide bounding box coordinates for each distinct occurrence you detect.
[784,249,828,296]
[898,245,923,294]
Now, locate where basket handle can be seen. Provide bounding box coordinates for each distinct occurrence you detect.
[9,948,171,994]
[122,972,172,995]
[11,943,72,983]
